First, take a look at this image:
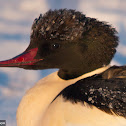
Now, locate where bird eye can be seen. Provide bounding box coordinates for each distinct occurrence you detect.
[51,43,60,49]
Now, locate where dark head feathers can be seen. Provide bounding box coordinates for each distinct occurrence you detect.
[30,9,118,66]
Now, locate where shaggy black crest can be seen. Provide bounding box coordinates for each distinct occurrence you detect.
[31,9,87,41]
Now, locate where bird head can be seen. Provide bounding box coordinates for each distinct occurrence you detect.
[0,9,118,79]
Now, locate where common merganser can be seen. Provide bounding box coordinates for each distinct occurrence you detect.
[0,9,126,126]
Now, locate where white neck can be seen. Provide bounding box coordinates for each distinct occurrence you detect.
[16,65,110,126]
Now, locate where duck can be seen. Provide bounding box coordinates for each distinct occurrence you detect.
[0,9,126,126]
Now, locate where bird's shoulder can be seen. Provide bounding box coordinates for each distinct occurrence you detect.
[60,65,126,118]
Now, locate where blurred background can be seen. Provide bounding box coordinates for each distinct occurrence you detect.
[0,0,126,126]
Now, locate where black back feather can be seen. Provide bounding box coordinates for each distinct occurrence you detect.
[61,66,126,117]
